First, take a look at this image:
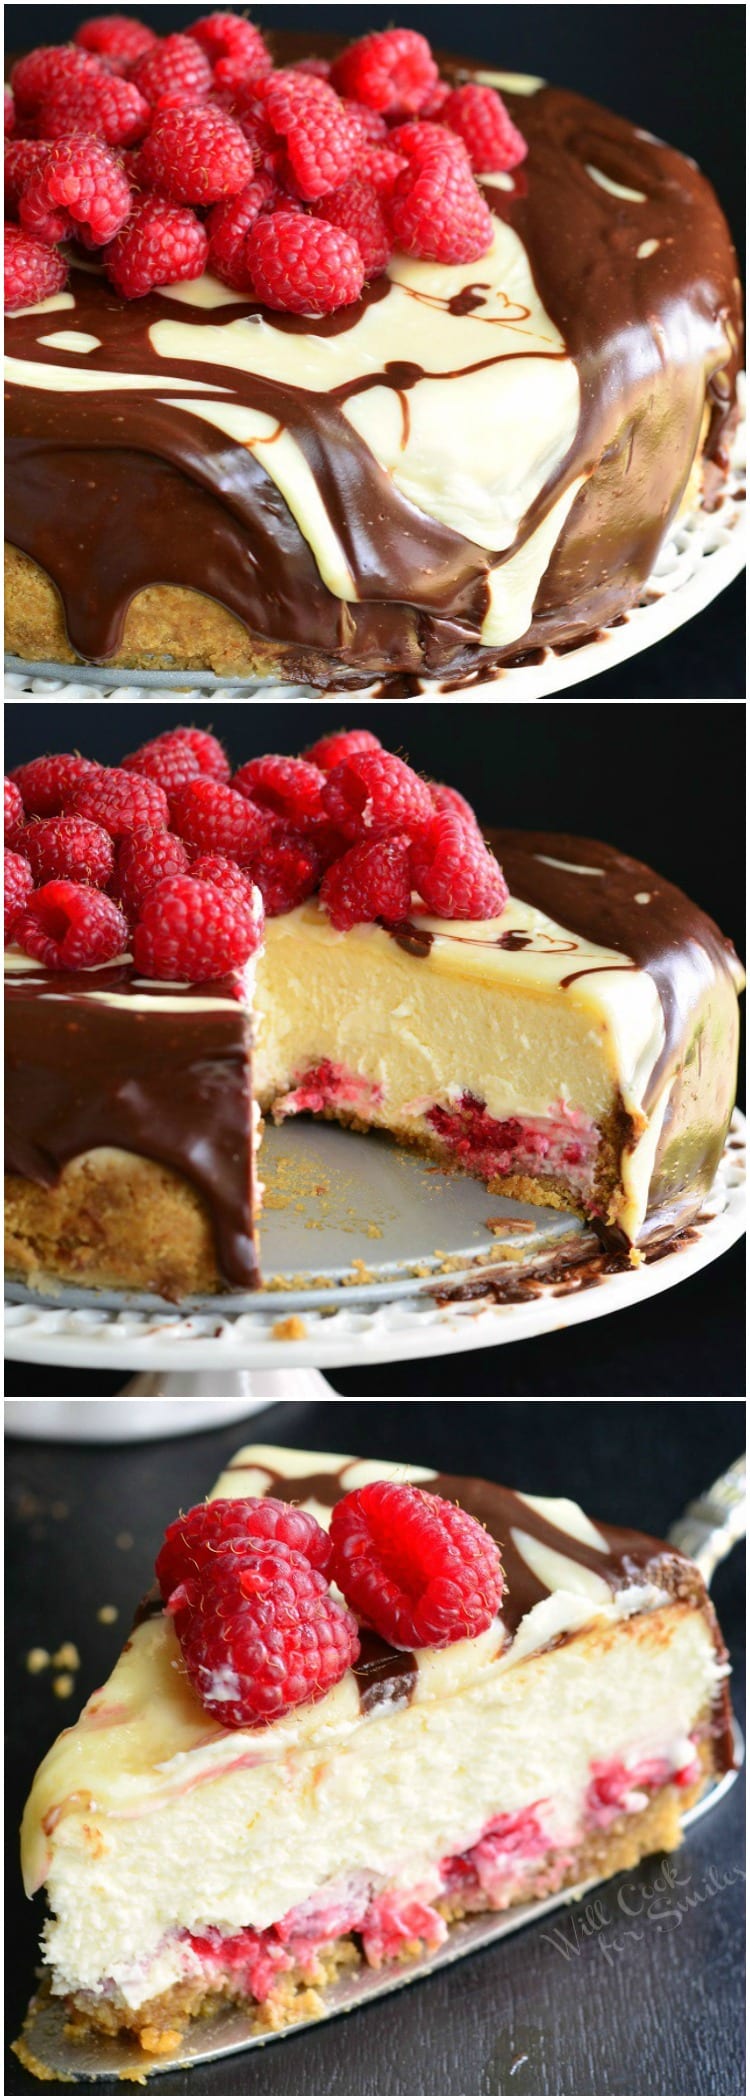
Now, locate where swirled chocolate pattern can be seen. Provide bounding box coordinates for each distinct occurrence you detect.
[4,49,742,679]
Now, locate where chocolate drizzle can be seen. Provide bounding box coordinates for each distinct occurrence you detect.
[4,47,742,676]
[486,831,744,1110]
[353,1630,418,1716]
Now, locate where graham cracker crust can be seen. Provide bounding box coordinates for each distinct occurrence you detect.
[4,1153,227,1299]
[5,1096,631,1298]
[33,1772,706,2062]
[4,543,413,689]
[264,1093,632,1235]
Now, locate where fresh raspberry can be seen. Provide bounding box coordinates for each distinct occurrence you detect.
[263,73,360,202]
[388,150,494,264]
[156,1494,333,1603]
[207,172,277,290]
[320,833,413,931]
[117,828,190,919]
[15,879,128,971]
[421,80,451,120]
[357,145,406,199]
[169,1540,359,1727]
[249,210,364,315]
[190,854,258,909]
[247,828,323,917]
[342,98,388,146]
[169,776,270,859]
[329,1479,505,1648]
[313,178,390,275]
[4,775,24,840]
[321,748,434,842]
[303,728,381,773]
[231,754,327,827]
[21,814,115,888]
[331,31,439,120]
[226,88,279,164]
[4,225,68,311]
[387,121,471,170]
[4,88,15,137]
[411,811,509,919]
[441,83,527,174]
[430,780,483,832]
[105,194,209,297]
[290,58,332,82]
[5,140,50,218]
[4,850,34,941]
[74,15,159,73]
[11,46,100,117]
[10,752,101,818]
[36,72,151,149]
[132,873,263,982]
[129,33,213,107]
[140,103,255,207]
[123,725,230,794]
[188,13,272,76]
[20,138,133,248]
[70,766,169,839]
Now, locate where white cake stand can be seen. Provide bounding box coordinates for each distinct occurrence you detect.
[4,1113,745,1395]
[3,404,745,702]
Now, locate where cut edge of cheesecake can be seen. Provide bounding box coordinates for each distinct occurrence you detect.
[18,1444,734,2062]
[5,842,743,1297]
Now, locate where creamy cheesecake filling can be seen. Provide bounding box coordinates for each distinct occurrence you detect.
[22,1445,730,2016]
[254,892,665,1239]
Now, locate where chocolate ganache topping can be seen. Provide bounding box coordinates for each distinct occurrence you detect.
[4,967,257,1289]
[4,46,742,678]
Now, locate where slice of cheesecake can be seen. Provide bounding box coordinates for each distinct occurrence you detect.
[5,829,743,1295]
[19,1444,734,2061]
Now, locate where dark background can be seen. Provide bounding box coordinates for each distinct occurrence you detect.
[5,1399,746,2096]
[4,3,746,697]
[4,698,745,1400]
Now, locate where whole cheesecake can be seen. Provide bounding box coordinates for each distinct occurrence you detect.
[4,27,743,685]
[17,1442,735,2064]
[5,724,744,1298]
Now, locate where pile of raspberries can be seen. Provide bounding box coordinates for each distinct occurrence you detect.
[156,1479,505,1726]
[5,13,527,314]
[5,724,509,981]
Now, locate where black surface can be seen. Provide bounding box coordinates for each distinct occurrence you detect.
[5,1398,746,2097]
[4,3,745,700]
[4,700,745,1401]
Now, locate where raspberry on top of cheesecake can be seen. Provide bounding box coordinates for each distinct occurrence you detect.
[4,15,743,684]
[4,723,744,1296]
[17,1443,735,2063]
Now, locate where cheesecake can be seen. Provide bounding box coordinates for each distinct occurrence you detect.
[5,725,744,1299]
[4,20,742,687]
[18,1442,735,2063]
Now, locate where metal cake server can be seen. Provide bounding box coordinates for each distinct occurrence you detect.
[15,1459,745,2084]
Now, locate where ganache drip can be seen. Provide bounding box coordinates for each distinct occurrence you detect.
[4,50,742,675]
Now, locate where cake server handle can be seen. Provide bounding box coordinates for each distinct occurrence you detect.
[667,1454,746,1585]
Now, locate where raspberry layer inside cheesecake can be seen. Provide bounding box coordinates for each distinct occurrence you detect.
[19,1445,734,2060]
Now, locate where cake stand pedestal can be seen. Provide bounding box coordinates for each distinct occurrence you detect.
[121,1366,335,1401]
